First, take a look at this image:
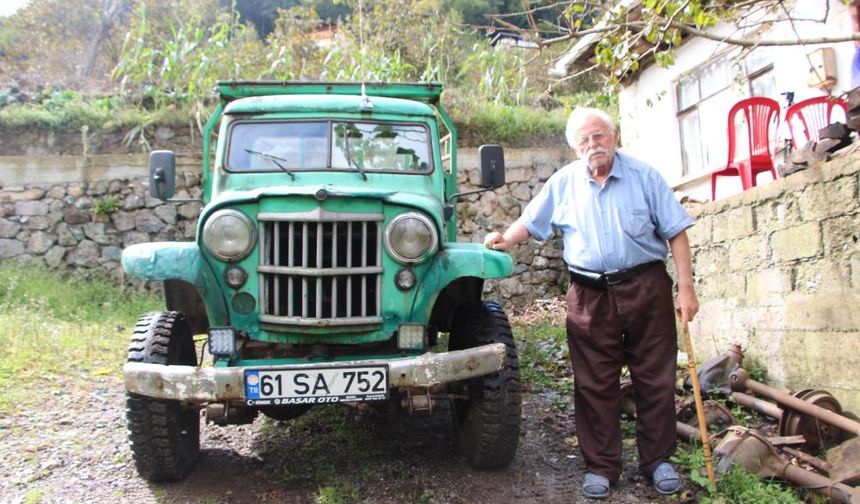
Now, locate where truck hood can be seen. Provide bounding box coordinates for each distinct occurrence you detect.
[200,185,446,230]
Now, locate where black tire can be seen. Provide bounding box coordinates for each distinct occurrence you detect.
[449,300,521,469]
[126,311,200,482]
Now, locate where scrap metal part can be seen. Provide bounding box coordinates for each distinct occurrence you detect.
[730,369,860,438]
[828,437,860,485]
[689,343,744,393]
[714,427,860,504]
[778,389,844,452]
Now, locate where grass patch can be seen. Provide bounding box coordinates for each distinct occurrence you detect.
[314,483,362,504]
[395,489,440,504]
[0,263,161,414]
[258,404,381,484]
[451,101,568,147]
[22,489,46,504]
[674,444,804,503]
[93,194,121,215]
[0,87,573,149]
[514,324,572,399]
[0,88,200,152]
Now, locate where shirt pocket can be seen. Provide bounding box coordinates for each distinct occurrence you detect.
[625,209,654,239]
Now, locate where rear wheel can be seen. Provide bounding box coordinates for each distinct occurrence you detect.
[125,311,200,482]
[449,300,521,469]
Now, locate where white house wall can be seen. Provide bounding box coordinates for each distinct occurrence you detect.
[618,0,855,201]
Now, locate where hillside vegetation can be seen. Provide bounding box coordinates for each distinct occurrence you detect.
[0,0,613,148]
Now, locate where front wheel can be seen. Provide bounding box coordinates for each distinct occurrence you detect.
[125,311,200,482]
[449,301,522,469]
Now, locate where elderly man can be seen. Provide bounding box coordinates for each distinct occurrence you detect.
[485,107,699,499]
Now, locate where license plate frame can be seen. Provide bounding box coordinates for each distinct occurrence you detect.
[244,364,389,406]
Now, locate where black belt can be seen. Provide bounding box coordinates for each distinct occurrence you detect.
[568,261,662,289]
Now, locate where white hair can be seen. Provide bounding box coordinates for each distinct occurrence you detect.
[564,107,617,148]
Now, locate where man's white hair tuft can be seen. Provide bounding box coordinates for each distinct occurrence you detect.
[565,107,617,148]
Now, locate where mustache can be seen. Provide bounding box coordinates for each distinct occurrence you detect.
[586,146,609,157]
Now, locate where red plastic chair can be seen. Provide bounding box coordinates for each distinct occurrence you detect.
[785,95,848,148]
[711,97,780,201]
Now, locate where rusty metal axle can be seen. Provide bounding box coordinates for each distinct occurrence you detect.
[730,369,860,437]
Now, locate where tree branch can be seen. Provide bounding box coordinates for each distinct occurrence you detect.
[655,19,860,46]
[541,62,601,99]
[551,19,860,47]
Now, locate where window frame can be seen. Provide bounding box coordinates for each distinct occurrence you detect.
[675,50,776,178]
[223,118,435,175]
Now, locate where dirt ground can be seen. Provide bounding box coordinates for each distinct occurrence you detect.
[0,371,698,504]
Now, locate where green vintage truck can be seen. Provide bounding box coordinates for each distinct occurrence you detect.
[121,81,520,482]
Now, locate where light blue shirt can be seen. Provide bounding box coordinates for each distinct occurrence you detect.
[518,151,693,272]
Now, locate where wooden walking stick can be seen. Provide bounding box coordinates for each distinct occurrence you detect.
[682,318,717,487]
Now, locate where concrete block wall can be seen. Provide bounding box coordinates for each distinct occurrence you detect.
[686,148,860,413]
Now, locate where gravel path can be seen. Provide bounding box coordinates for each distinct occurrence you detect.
[0,374,689,504]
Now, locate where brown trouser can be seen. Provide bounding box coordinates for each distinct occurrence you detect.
[565,262,678,482]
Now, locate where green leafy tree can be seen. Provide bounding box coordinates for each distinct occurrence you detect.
[225,0,350,35]
[0,0,119,88]
[491,0,860,89]
[112,0,267,107]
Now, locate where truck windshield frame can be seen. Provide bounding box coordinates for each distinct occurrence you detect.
[225,119,434,175]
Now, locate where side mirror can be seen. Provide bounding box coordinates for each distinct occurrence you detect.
[478,144,505,189]
[149,150,176,200]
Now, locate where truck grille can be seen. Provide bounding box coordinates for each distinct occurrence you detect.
[258,209,383,327]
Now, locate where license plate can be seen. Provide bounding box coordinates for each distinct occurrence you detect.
[244,365,389,406]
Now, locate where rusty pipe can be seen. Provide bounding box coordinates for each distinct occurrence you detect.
[777,460,859,503]
[677,421,702,441]
[730,369,860,437]
[731,392,784,420]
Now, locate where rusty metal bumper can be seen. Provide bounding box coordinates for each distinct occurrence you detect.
[123,342,507,403]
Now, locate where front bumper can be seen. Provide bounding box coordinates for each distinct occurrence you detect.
[123,343,507,403]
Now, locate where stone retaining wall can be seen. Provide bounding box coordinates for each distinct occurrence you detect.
[0,154,204,279]
[685,147,860,413]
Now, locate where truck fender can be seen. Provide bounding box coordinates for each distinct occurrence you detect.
[121,242,229,328]
[416,243,514,330]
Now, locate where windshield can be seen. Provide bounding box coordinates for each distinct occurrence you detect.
[226,120,432,173]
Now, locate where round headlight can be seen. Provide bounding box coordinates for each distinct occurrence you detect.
[202,209,257,261]
[384,212,438,264]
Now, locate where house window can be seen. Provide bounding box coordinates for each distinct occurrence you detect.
[676,51,776,177]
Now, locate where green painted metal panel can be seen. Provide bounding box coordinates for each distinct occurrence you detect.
[202,101,224,205]
[121,242,230,326]
[233,353,420,367]
[224,95,434,117]
[197,185,446,237]
[410,243,514,320]
[217,80,442,103]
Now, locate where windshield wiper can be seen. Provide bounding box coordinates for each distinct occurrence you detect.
[342,135,367,181]
[244,149,295,180]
